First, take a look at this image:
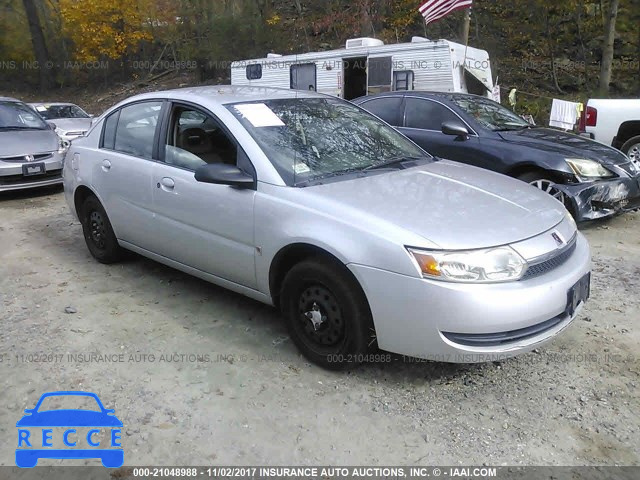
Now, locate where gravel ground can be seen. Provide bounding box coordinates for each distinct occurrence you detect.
[0,187,639,468]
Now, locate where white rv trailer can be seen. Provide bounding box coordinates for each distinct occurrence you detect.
[230,37,494,100]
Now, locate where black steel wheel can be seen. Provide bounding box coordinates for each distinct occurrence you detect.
[281,257,375,370]
[80,195,124,264]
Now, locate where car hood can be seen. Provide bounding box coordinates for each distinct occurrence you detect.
[16,410,123,427]
[0,129,58,157]
[303,160,566,250]
[498,128,629,166]
[49,118,92,133]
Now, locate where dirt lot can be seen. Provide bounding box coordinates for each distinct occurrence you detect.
[1,186,639,467]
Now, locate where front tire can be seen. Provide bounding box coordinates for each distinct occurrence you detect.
[518,171,567,205]
[80,195,124,264]
[280,258,375,370]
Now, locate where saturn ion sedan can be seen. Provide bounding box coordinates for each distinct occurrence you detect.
[63,86,591,369]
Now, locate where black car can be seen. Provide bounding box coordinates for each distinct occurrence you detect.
[354,92,640,221]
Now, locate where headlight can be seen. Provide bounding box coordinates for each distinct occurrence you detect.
[57,138,70,154]
[565,158,614,180]
[408,246,527,283]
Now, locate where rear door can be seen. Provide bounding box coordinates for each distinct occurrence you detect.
[150,102,257,288]
[93,101,164,247]
[356,96,405,127]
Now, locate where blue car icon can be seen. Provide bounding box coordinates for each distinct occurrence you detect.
[16,391,123,468]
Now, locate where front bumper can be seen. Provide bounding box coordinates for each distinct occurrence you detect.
[0,153,64,192]
[348,233,591,362]
[557,174,640,221]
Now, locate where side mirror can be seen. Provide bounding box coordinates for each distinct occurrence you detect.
[195,163,254,188]
[48,122,57,130]
[442,121,469,141]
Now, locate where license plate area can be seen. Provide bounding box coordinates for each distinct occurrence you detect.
[567,273,590,317]
[22,162,46,176]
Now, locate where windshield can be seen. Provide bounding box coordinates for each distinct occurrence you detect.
[34,104,90,120]
[227,97,431,186]
[0,101,48,130]
[37,395,102,412]
[450,96,531,131]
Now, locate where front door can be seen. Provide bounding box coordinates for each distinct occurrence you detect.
[399,97,491,166]
[151,103,257,288]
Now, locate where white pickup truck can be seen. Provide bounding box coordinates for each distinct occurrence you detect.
[579,99,640,161]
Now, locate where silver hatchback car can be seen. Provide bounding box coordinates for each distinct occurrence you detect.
[63,86,591,369]
[1,97,66,192]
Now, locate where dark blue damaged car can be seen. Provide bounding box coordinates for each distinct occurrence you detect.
[354,92,640,221]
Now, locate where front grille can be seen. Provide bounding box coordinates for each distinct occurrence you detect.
[520,237,577,281]
[0,153,53,163]
[0,169,62,186]
[442,312,566,347]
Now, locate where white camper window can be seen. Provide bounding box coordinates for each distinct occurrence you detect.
[393,71,414,91]
[246,64,262,80]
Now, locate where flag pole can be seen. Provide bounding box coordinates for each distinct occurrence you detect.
[462,7,471,66]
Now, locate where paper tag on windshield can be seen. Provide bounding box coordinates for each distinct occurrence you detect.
[35,106,47,112]
[234,103,285,127]
[293,162,311,174]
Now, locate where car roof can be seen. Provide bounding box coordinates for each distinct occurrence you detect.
[29,102,79,107]
[122,85,327,107]
[354,91,488,103]
[0,96,21,102]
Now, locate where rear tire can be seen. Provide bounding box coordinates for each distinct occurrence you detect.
[621,135,640,162]
[280,258,375,370]
[80,195,124,264]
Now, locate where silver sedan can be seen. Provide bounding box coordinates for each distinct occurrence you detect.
[63,86,591,369]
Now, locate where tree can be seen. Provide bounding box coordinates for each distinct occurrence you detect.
[58,0,153,62]
[22,0,51,90]
[599,0,620,93]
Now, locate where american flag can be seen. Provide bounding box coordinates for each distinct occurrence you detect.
[419,0,473,24]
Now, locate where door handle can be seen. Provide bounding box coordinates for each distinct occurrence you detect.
[159,177,175,191]
[101,160,111,171]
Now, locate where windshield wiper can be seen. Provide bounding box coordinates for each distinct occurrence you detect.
[362,155,426,172]
[295,168,363,187]
[494,125,536,132]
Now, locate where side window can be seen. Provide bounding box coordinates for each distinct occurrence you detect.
[393,71,414,91]
[360,97,404,126]
[163,105,238,171]
[101,111,119,149]
[246,64,262,80]
[404,98,460,131]
[113,101,162,158]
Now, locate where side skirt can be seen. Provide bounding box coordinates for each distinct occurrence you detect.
[118,240,274,306]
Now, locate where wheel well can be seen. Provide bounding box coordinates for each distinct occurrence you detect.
[269,243,347,309]
[507,164,544,179]
[508,165,566,183]
[73,185,95,219]
[616,121,640,146]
